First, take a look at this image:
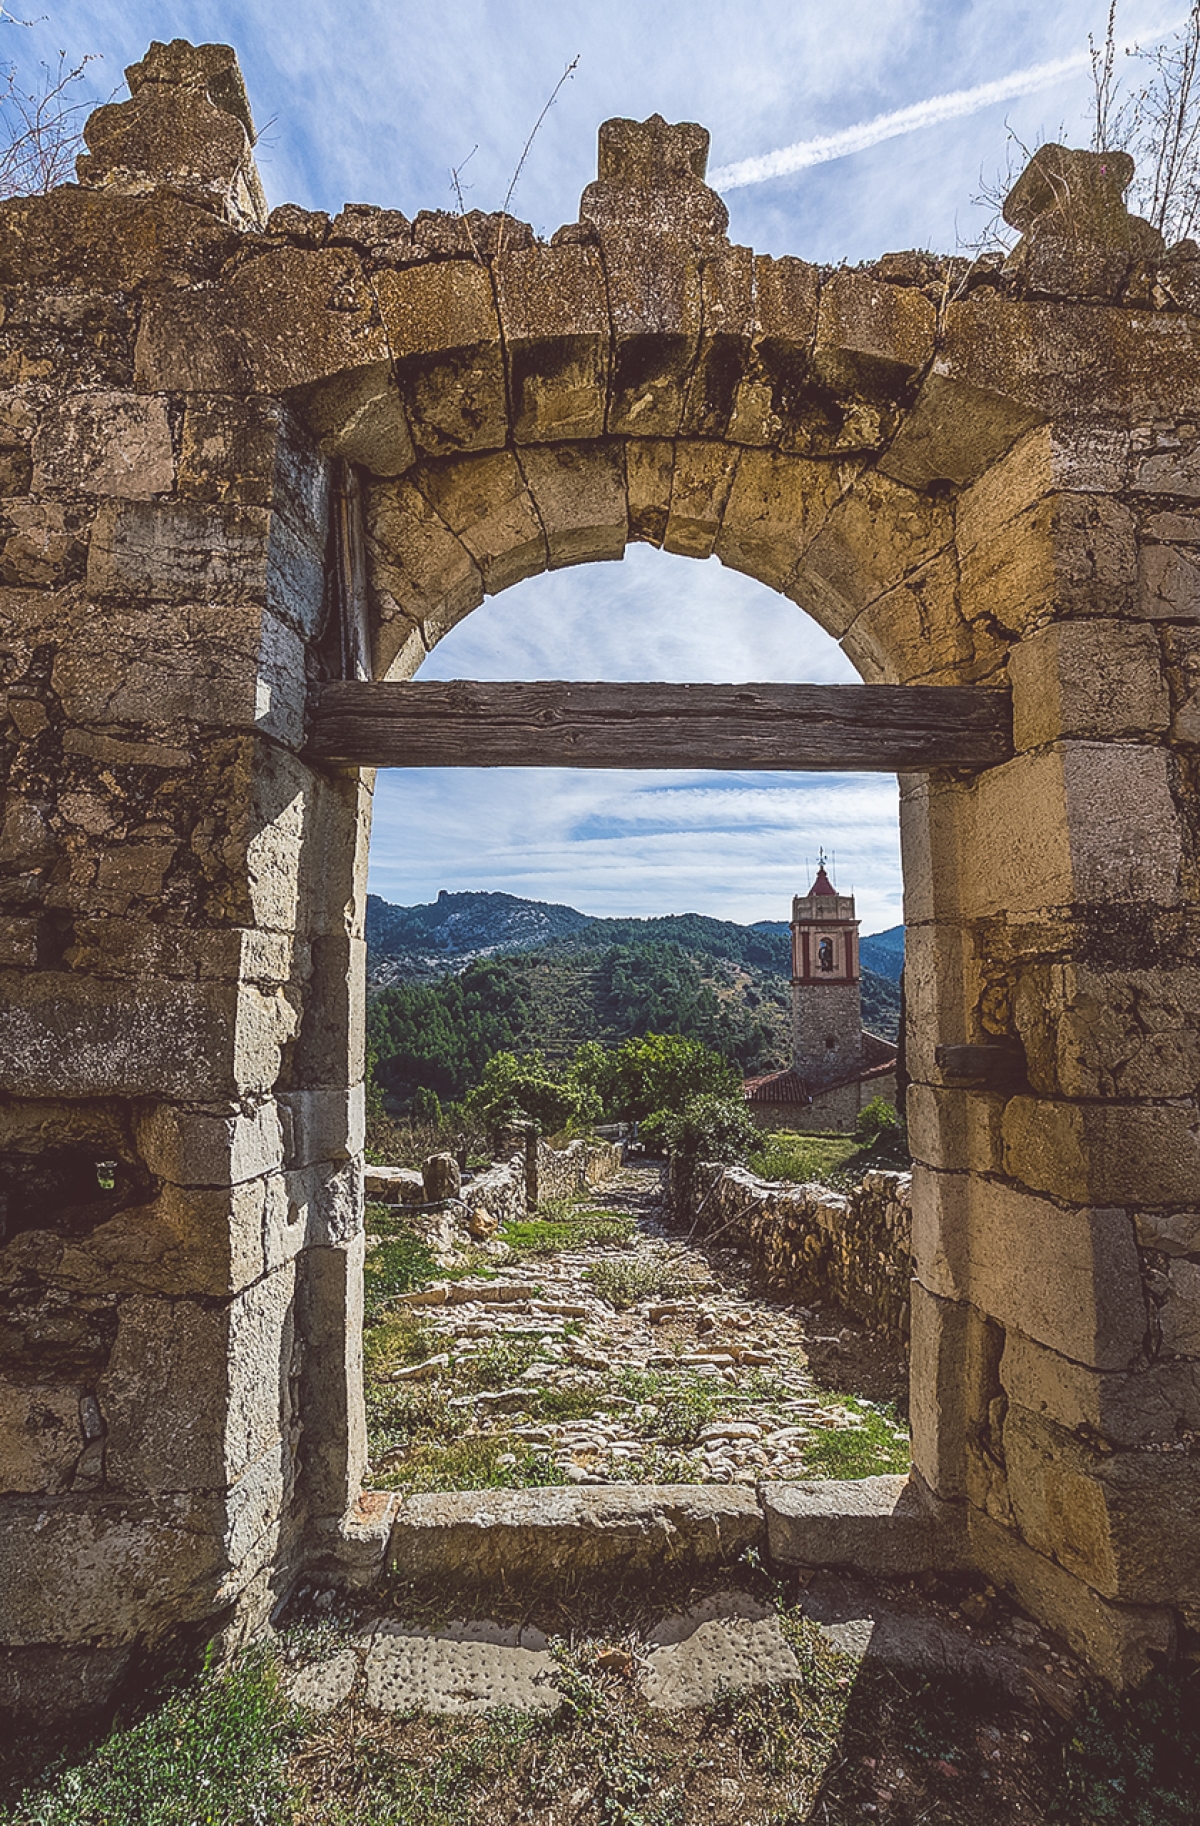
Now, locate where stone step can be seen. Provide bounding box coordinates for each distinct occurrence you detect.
[378,1476,964,1594]
[760,1473,963,1576]
[387,1485,765,1585]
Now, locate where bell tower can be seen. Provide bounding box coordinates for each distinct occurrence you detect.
[791,854,862,1089]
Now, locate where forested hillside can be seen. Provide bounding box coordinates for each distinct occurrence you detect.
[368,936,901,1107]
[368,941,793,1103]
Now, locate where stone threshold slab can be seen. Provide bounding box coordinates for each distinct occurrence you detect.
[356,1474,963,1589]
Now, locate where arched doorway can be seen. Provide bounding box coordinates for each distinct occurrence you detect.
[2,45,1195,1713]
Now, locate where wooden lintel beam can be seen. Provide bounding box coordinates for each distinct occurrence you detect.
[306,680,1013,772]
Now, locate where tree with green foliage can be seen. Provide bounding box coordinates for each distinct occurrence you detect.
[570,1031,740,1125]
[855,1095,902,1146]
[466,1049,600,1148]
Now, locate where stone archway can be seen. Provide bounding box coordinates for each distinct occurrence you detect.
[2,37,1198,1716]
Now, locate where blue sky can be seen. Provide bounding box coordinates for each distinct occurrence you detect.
[29,0,1180,931]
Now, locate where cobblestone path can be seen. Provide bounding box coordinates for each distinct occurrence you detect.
[364,1163,910,1492]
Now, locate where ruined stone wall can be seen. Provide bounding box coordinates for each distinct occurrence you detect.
[0,48,370,1717]
[534,1137,622,1204]
[0,36,1198,1707]
[675,1163,912,1348]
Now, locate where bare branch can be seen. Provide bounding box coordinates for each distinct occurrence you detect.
[0,46,98,200]
[496,54,579,260]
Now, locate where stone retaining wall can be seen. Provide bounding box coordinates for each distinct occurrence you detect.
[675,1163,912,1350]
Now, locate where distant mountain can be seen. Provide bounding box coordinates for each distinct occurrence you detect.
[366,891,903,1053]
[860,925,905,981]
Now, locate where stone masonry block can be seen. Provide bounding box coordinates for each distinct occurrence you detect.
[1013,962,1200,1100]
[942,298,1200,422]
[956,422,1129,559]
[414,451,547,595]
[1003,1403,1200,1605]
[388,1485,764,1586]
[136,245,387,396]
[277,1085,365,1170]
[135,1099,285,1188]
[906,1080,1005,1176]
[0,1498,250,1646]
[901,921,982,1084]
[375,261,506,455]
[897,773,974,924]
[814,270,934,394]
[663,440,739,559]
[1001,1326,1200,1447]
[965,745,1182,918]
[909,1282,1002,1500]
[518,440,627,568]
[32,391,173,499]
[714,448,849,592]
[297,1235,367,1518]
[12,1177,272,1300]
[291,933,367,1088]
[727,253,819,448]
[1153,1255,1200,1356]
[795,471,953,638]
[598,231,703,438]
[762,1474,961,1575]
[51,600,307,749]
[298,361,416,477]
[1003,1094,1200,1206]
[0,971,287,1101]
[1137,539,1200,619]
[98,1266,295,1492]
[86,498,270,607]
[842,550,989,685]
[0,1383,88,1494]
[967,1508,1174,1688]
[1163,626,1200,740]
[879,379,1042,493]
[365,478,484,640]
[624,437,673,544]
[1010,621,1169,749]
[681,243,756,439]
[911,1166,1146,1369]
[495,243,609,444]
[961,492,1137,635]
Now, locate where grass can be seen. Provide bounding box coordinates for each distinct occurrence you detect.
[1,1648,300,1825]
[10,1614,1200,1825]
[499,1205,636,1257]
[745,1130,859,1184]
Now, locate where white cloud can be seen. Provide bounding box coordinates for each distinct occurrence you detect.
[709,50,1093,190]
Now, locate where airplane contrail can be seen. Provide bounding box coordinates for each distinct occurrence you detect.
[708,49,1096,190]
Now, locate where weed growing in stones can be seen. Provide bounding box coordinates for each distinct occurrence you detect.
[583,1257,686,1310]
[381,1433,561,1493]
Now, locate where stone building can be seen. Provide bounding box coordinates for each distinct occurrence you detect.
[743,862,898,1132]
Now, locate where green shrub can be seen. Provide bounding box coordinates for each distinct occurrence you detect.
[583,1258,684,1310]
[645,1090,757,1164]
[854,1095,901,1146]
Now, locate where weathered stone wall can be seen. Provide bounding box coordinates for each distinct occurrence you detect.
[534,1136,622,1203]
[0,42,1197,1705]
[675,1163,912,1348]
